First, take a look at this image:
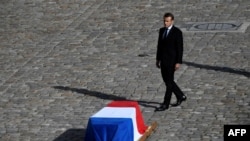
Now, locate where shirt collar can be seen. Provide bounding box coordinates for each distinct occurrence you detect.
[167,25,173,30]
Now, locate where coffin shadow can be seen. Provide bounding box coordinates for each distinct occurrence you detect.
[53,129,86,141]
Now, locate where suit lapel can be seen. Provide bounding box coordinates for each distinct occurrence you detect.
[161,28,166,39]
[166,26,174,38]
[161,26,175,40]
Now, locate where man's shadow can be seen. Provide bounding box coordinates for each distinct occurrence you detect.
[53,86,160,108]
[53,86,127,100]
[183,61,250,78]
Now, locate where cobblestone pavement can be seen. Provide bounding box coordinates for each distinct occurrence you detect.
[0,0,250,141]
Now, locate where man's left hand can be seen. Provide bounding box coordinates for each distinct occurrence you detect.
[175,63,181,71]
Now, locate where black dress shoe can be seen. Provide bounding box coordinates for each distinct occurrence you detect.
[171,95,187,107]
[155,104,169,112]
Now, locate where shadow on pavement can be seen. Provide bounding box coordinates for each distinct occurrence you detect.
[137,100,161,108]
[183,61,250,77]
[53,86,126,100]
[52,86,160,108]
[53,128,86,141]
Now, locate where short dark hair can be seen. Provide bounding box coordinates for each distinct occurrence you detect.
[164,13,174,20]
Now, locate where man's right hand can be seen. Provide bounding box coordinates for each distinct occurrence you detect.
[156,60,161,68]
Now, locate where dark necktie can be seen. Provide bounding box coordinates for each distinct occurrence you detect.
[162,28,168,39]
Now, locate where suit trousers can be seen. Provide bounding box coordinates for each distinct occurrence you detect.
[160,63,184,106]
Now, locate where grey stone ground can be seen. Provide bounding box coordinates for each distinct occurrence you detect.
[0,0,249,141]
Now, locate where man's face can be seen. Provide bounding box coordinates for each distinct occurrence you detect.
[164,17,173,27]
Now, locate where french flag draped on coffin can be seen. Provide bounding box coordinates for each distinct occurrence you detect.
[85,100,148,141]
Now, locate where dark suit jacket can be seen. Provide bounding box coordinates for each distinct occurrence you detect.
[156,26,183,67]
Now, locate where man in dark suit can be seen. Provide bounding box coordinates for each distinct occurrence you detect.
[155,13,186,111]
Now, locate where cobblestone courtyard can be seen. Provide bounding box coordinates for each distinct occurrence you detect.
[0,0,250,141]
